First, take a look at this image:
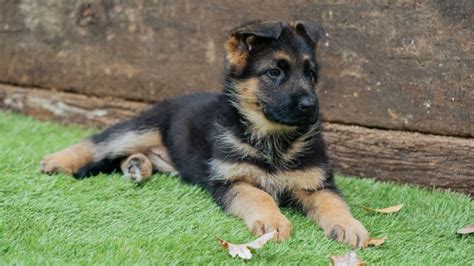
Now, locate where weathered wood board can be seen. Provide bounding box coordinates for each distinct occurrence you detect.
[2,84,472,195]
[324,123,474,195]
[0,1,473,137]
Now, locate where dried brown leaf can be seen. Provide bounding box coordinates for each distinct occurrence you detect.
[368,236,386,246]
[457,224,474,235]
[362,203,404,213]
[218,231,275,260]
[330,251,367,266]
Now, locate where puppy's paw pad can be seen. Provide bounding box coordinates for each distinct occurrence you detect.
[251,214,292,242]
[122,154,152,183]
[326,218,369,248]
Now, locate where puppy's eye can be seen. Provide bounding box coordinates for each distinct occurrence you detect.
[267,68,282,78]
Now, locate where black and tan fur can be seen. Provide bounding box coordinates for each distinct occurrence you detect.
[41,20,369,248]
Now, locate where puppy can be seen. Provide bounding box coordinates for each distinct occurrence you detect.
[41,20,369,248]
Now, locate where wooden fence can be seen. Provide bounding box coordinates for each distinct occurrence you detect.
[1,1,472,194]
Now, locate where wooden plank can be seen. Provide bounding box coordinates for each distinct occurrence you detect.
[0,1,472,137]
[324,123,474,195]
[1,84,472,195]
[0,84,149,127]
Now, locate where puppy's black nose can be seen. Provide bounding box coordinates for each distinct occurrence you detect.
[298,97,316,112]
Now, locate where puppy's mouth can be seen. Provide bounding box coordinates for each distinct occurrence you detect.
[263,106,317,126]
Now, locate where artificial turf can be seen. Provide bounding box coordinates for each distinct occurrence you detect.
[0,111,472,265]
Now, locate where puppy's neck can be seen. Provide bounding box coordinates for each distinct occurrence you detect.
[216,92,321,169]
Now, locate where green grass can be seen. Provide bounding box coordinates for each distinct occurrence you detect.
[1,111,473,265]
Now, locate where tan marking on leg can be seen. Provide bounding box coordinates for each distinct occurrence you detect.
[226,182,292,241]
[40,140,95,175]
[121,153,153,183]
[146,147,178,175]
[293,189,369,248]
[94,130,163,161]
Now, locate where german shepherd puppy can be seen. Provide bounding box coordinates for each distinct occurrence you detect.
[41,20,369,248]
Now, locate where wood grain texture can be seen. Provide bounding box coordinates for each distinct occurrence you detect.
[323,123,474,195]
[1,84,472,195]
[0,84,148,127]
[0,1,472,137]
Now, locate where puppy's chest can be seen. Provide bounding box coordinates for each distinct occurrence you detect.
[247,168,325,200]
[210,159,326,200]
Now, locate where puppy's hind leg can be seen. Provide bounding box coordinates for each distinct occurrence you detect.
[41,140,95,175]
[146,147,178,175]
[41,119,163,178]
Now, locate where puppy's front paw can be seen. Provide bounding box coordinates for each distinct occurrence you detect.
[322,217,369,248]
[250,213,292,242]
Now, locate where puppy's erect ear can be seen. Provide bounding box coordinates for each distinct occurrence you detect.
[225,21,283,68]
[231,20,283,41]
[294,20,325,44]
